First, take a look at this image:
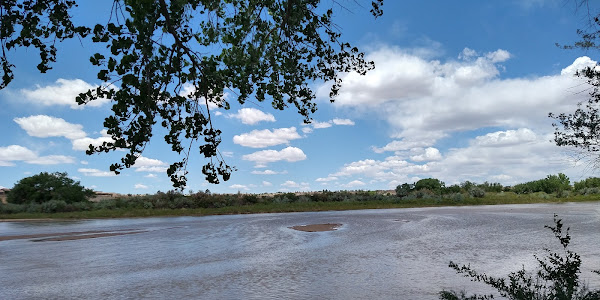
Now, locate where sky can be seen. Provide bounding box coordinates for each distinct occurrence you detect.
[1,0,600,194]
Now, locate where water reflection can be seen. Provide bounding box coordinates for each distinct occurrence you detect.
[1,203,598,299]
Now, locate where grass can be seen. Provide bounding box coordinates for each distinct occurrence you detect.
[1,192,598,220]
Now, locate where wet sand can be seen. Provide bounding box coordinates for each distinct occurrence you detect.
[0,229,146,242]
[289,223,342,232]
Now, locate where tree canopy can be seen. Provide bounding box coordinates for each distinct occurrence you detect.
[550,2,600,166]
[0,0,384,188]
[7,172,94,204]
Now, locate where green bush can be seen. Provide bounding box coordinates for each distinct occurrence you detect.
[440,215,600,299]
[468,187,485,198]
[573,177,600,190]
[41,200,67,213]
[0,203,26,214]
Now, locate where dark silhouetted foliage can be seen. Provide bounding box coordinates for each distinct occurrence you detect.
[440,214,600,300]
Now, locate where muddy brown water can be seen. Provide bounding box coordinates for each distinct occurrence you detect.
[1,203,599,299]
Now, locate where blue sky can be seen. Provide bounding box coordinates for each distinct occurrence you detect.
[1,0,599,194]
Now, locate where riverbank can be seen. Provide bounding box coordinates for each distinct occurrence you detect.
[1,193,598,220]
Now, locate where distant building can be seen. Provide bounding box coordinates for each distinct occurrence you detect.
[0,188,10,204]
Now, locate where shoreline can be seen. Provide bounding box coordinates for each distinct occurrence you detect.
[1,199,599,222]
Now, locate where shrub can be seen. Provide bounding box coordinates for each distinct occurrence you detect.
[396,183,414,198]
[41,200,67,213]
[468,187,485,198]
[447,193,465,202]
[440,214,600,299]
[0,203,26,214]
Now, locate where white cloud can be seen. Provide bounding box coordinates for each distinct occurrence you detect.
[230,184,248,190]
[312,121,333,129]
[80,161,89,165]
[280,180,310,190]
[344,180,366,189]
[301,127,313,134]
[332,118,355,126]
[0,145,37,164]
[20,78,109,109]
[325,127,584,189]
[410,147,442,162]
[372,140,435,153]
[14,115,86,140]
[262,181,273,187]
[473,128,537,147]
[315,176,338,182]
[134,183,148,189]
[78,168,117,177]
[72,130,114,151]
[322,47,589,148]
[13,115,118,153]
[0,145,75,166]
[26,155,76,165]
[560,56,597,76]
[233,127,301,148]
[131,156,168,173]
[228,108,276,125]
[251,169,287,175]
[242,146,307,167]
[144,174,158,178]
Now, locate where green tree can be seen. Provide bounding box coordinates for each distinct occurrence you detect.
[395,183,414,198]
[550,2,600,166]
[0,0,384,188]
[415,178,445,192]
[7,172,94,204]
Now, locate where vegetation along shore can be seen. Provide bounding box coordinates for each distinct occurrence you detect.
[1,171,599,220]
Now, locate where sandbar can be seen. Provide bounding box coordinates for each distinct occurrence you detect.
[289,223,342,232]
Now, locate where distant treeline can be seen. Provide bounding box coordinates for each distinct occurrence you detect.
[1,172,600,215]
[395,173,587,200]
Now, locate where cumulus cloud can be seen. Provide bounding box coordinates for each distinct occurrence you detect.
[311,121,333,129]
[343,180,366,189]
[14,115,86,140]
[72,130,113,151]
[228,108,276,125]
[410,147,442,162]
[242,146,307,167]
[233,127,301,148]
[332,118,355,126]
[133,156,168,173]
[251,169,287,175]
[26,155,76,165]
[134,183,148,189]
[306,118,355,131]
[262,181,273,187]
[280,180,310,190]
[78,168,117,177]
[20,78,109,109]
[144,174,158,178]
[324,127,582,189]
[0,145,75,166]
[230,184,249,190]
[315,176,338,182]
[14,115,117,152]
[322,47,590,148]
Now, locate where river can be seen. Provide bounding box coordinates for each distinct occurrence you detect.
[1,202,599,299]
